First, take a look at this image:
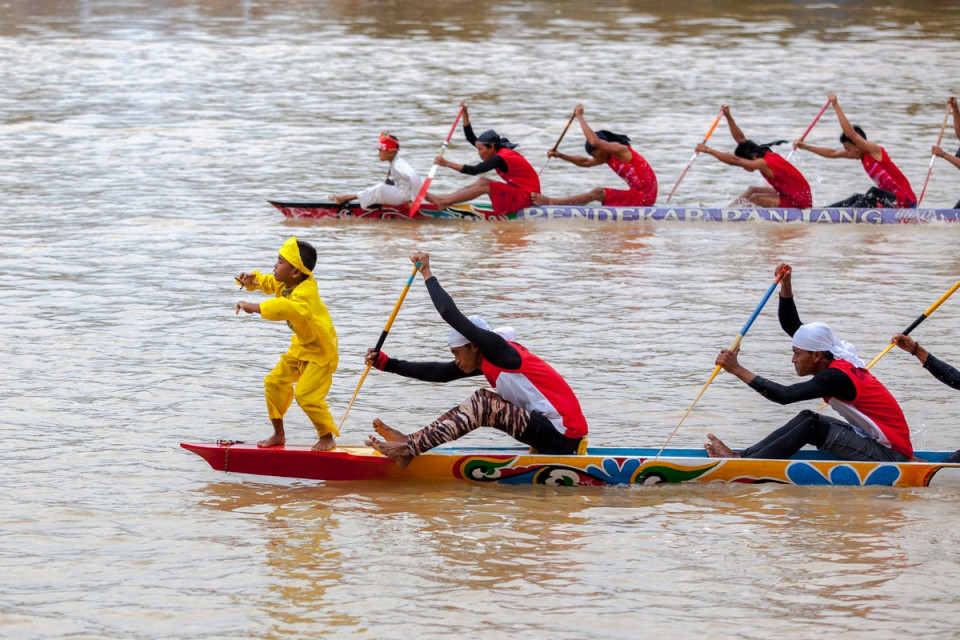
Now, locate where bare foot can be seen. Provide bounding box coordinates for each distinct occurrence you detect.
[531,192,553,206]
[423,192,439,204]
[331,194,354,205]
[704,433,740,458]
[311,433,336,452]
[258,433,285,448]
[372,418,408,443]
[365,435,415,468]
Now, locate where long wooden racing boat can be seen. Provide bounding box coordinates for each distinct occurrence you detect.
[269,200,960,224]
[181,441,960,487]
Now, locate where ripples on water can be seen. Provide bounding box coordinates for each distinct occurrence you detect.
[2,1,960,638]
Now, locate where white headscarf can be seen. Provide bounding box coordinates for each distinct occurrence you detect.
[791,322,865,367]
[447,316,516,348]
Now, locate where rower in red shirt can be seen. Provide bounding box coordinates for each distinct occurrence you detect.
[706,264,913,463]
[793,93,917,208]
[425,101,540,217]
[364,251,588,468]
[696,104,812,208]
[531,104,658,207]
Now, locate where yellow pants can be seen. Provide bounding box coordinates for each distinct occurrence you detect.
[264,354,338,437]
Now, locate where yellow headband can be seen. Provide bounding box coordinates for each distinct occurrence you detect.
[279,237,312,277]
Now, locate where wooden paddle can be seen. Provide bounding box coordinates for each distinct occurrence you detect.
[665,108,724,203]
[784,99,831,163]
[916,101,952,206]
[654,265,790,458]
[338,261,422,430]
[408,107,465,217]
[537,109,577,176]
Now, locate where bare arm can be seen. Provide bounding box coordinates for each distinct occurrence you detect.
[716,346,758,385]
[933,145,960,171]
[573,103,632,163]
[830,93,882,160]
[722,104,747,144]
[696,143,772,177]
[548,150,605,167]
[793,139,851,159]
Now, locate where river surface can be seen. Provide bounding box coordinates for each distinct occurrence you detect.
[2,1,960,638]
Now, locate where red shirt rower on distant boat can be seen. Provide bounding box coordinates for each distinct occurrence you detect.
[793,93,917,208]
[531,103,658,207]
[696,104,812,209]
[425,101,540,217]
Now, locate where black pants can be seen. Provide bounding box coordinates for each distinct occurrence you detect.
[741,410,908,461]
[829,187,900,208]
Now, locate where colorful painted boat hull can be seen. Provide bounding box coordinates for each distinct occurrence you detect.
[180,442,960,487]
[268,201,960,224]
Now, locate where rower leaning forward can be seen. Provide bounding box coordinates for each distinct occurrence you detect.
[364,251,588,467]
[532,103,658,207]
[424,101,541,216]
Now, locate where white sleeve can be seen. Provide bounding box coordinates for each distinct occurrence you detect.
[392,157,422,199]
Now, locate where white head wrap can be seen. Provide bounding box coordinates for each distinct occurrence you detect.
[791,322,865,367]
[447,316,517,349]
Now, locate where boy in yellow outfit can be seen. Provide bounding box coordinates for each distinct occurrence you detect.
[236,237,339,451]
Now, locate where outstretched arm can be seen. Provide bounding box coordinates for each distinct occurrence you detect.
[793,139,848,158]
[411,251,522,369]
[572,103,632,163]
[829,93,882,159]
[775,263,802,337]
[696,143,770,176]
[749,369,856,404]
[366,348,479,382]
[547,150,604,167]
[722,104,747,144]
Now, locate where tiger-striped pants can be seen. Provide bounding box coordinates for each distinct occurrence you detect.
[406,388,530,456]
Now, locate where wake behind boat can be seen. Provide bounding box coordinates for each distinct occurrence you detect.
[181,441,960,487]
[268,200,960,224]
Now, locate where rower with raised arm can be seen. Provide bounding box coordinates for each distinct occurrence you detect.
[696,104,811,208]
[531,103,658,207]
[705,264,914,463]
[424,101,540,217]
[364,251,588,468]
[793,93,917,208]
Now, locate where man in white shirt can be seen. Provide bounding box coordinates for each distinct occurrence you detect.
[332,132,422,209]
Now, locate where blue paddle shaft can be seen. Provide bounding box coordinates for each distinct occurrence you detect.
[737,279,780,337]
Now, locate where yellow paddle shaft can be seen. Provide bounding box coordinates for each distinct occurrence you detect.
[338,262,421,431]
[655,333,746,458]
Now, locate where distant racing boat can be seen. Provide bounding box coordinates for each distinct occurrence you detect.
[268,200,960,224]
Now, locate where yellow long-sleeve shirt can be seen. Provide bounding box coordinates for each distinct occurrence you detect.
[248,271,338,367]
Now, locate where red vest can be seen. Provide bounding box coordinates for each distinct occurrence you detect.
[480,342,588,439]
[763,151,812,208]
[861,147,917,207]
[495,148,541,194]
[824,359,913,457]
[606,148,658,198]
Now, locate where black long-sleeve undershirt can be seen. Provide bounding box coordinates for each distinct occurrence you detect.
[925,353,960,390]
[382,275,521,382]
[746,293,857,403]
[458,124,508,176]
